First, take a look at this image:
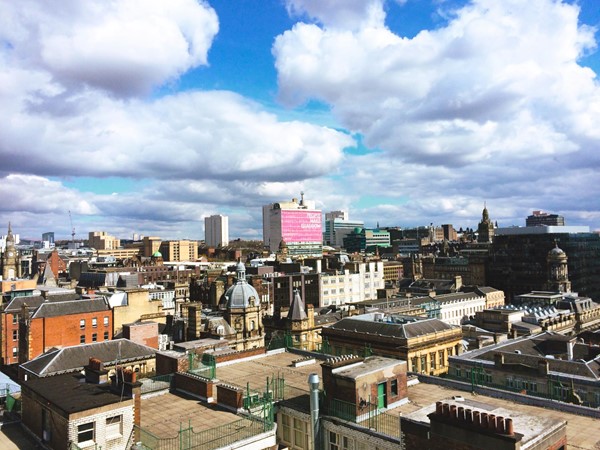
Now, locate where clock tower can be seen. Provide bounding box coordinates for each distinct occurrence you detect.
[2,222,19,280]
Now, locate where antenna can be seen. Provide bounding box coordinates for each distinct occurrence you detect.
[68,210,75,244]
[300,191,304,206]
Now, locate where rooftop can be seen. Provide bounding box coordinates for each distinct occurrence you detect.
[207,351,600,449]
[330,356,406,380]
[22,373,131,415]
[21,338,156,377]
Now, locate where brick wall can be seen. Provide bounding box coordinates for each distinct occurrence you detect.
[214,346,265,364]
[174,372,216,401]
[217,384,244,411]
[27,311,112,361]
[123,322,159,349]
[155,352,189,375]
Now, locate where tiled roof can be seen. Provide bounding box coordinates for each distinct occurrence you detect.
[4,293,82,312]
[327,317,458,339]
[21,338,156,377]
[31,298,109,319]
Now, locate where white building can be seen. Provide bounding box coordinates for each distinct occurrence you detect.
[320,261,384,307]
[262,194,322,257]
[413,292,488,326]
[204,214,229,247]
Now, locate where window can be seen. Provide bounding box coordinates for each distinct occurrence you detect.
[92,333,97,342]
[104,332,109,341]
[104,316,109,327]
[12,347,17,358]
[80,335,85,344]
[12,330,18,341]
[77,422,94,443]
[12,314,17,325]
[391,379,398,396]
[281,414,291,443]
[329,431,339,450]
[293,418,307,449]
[92,318,97,328]
[342,436,355,450]
[80,319,85,330]
[106,415,122,438]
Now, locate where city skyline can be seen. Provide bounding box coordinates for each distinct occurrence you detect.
[1,0,599,241]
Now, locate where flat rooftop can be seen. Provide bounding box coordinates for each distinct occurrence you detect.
[333,356,406,380]
[215,351,600,449]
[378,381,598,449]
[404,397,565,448]
[141,391,253,439]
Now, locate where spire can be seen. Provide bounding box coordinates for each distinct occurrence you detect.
[287,289,308,321]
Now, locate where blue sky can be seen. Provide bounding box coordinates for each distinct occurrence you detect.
[1,0,599,241]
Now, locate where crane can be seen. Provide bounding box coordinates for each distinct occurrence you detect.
[68,210,75,244]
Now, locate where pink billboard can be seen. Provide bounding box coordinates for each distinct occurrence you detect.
[281,210,322,243]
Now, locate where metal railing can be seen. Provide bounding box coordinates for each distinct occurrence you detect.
[323,397,402,438]
[141,374,174,395]
[134,416,274,450]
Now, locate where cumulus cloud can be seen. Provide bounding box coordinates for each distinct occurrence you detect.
[0,89,352,181]
[0,0,219,96]
[275,0,600,229]
[285,0,386,30]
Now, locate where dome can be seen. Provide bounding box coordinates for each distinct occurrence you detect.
[222,262,259,309]
[548,243,566,258]
[152,251,162,258]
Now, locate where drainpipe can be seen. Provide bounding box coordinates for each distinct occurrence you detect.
[308,373,321,450]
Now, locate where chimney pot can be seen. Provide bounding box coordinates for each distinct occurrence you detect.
[450,405,458,419]
[458,406,465,421]
[497,417,505,433]
[473,411,480,425]
[481,413,489,428]
[436,401,443,415]
[505,418,514,436]
[488,414,496,430]
[466,409,473,424]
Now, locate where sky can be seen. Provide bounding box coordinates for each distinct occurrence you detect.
[1,0,599,242]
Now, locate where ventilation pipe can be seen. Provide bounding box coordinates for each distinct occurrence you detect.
[308,373,321,450]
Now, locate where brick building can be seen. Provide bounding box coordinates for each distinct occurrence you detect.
[19,298,112,363]
[0,291,80,365]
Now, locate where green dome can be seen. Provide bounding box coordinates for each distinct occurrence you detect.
[152,251,162,258]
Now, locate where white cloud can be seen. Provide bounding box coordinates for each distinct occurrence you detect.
[285,0,385,30]
[1,0,219,96]
[274,0,600,229]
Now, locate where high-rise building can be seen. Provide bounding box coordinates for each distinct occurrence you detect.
[526,210,565,227]
[323,210,364,248]
[204,215,229,247]
[42,232,55,248]
[262,194,322,257]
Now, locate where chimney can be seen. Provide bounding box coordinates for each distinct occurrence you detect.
[308,373,321,450]
[84,357,109,384]
[494,353,504,367]
[567,340,574,360]
[111,368,142,433]
[538,359,549,375]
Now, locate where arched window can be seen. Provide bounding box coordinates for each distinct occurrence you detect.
[216,325,225,336]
